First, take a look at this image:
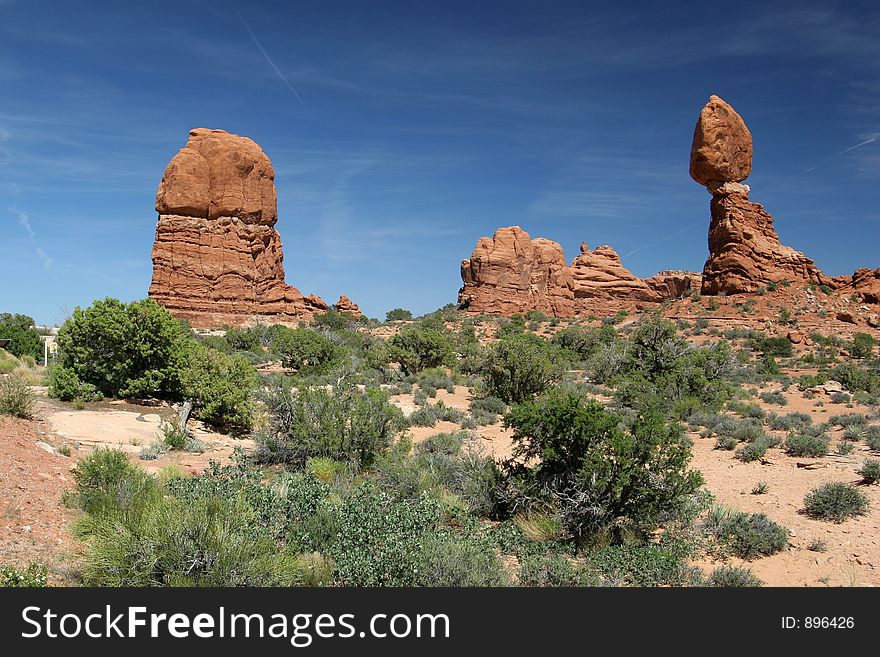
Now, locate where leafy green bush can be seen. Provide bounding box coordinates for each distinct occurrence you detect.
[158,419,187,450]
[858,460,880,485]
[223,326,262,352]
[715,435,738,450]
[503,390,702,546]
[54,298,192,399]
[47,365,100,402]
[865,426,880,451]
[551,325,616,360]
[0,373,34,418]
[754,336,794,358]
[385,308,413,322]
[387,325,452,375]
[0,313,43,363]
[179,343,257,428]
[829,413,868,428]
[707,565,762,587]
[784,431,829,457]
[482,333,562,404]
[0,562,48,587]
[709,509,788,559]
[268,326,341,372]
[849,332,876,359]
[803,482,869,522]
[328,483,439,586]
[831,362,880,395]
[255,380,403,469]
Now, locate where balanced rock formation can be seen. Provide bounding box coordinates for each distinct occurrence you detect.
[691,97,828,294]
[458,226,696,316]
[149,128,336,327]
[335,295,362,317]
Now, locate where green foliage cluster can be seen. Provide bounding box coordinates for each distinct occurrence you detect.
[255,379,403,469]
[0,562,48,587]
[502,389,702,546]
[0,373,35,418]
[482,333,563,404]
[268,326,341,372]
[387,324,453,375]
[802,482,869,522]
[0,313,43,363]
[707,507,788,559]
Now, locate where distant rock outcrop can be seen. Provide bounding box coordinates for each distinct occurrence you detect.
[148,128,344,327]
[335,295,362,317]
[691,97,828,294]
[458,226,696,316]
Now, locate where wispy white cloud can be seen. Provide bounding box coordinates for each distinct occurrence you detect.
[9,207,53,270]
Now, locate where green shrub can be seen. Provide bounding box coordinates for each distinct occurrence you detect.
[385,308,413,322]
[328,483,440,586]
[858,460,880,484]
[0,562,48,587]
[139,440,169,460]
[849,333,876,359]
[710,510,788,559]
[47,365,100,402]
[736,439,768,462]
[255,380,403,469]
[223,326,262,352]
[752,482,769,495]
[707,565,762,587]
[483,333,562,404]
[755,336,794,358]
[784,432,829,457]
[54,298,192,399]
[759,391,787,406]
[829,413,868,428]
[179,344,257,428]
[0,373,34,418]
[803,482,869,522]
[387,325,452,375]
[268,326,341,372]
[768,412,812,431]
[831,362,880,395]
[503,390,702,546]
[0,313,43,363]
[415,534,510,586]
[715,435,738,450]
[74,492,308,586]
[70,448,155,516]
[866,426,880,451]
[551,325,616,360]
[518,554,596,587]
[158,419,187,450]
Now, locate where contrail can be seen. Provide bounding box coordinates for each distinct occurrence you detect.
[236,10,305,105]
[800,133,878,174]
[619,221,703,259]
[235,10,344,159]
[9,207,53,270]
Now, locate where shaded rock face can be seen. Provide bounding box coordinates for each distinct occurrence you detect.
[458,227,695,317]
[691,97,828,295]
[841,268,880,305]
[149,128,331,328]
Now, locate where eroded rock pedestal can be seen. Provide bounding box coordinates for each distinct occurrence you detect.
[149,128,353,327]
[692,97,827,294]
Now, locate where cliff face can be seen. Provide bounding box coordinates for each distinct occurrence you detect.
[458,226,698,317]
[149,128,355,327]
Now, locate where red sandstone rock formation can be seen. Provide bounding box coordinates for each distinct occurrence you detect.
[335,295,362,317]
[149,128,338,328]
[839,268,880,305]
[458,227,695,317]
[645,270,702,300]
[691,98,828,294]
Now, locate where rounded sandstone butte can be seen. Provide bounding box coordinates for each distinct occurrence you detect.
[149,127,351,328]
[156,128,277,224]
[690,95,753,186]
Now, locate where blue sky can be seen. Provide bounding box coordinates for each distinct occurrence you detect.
[1,0,878,325]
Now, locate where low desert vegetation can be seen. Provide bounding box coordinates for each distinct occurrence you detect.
[22,300,878,587]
